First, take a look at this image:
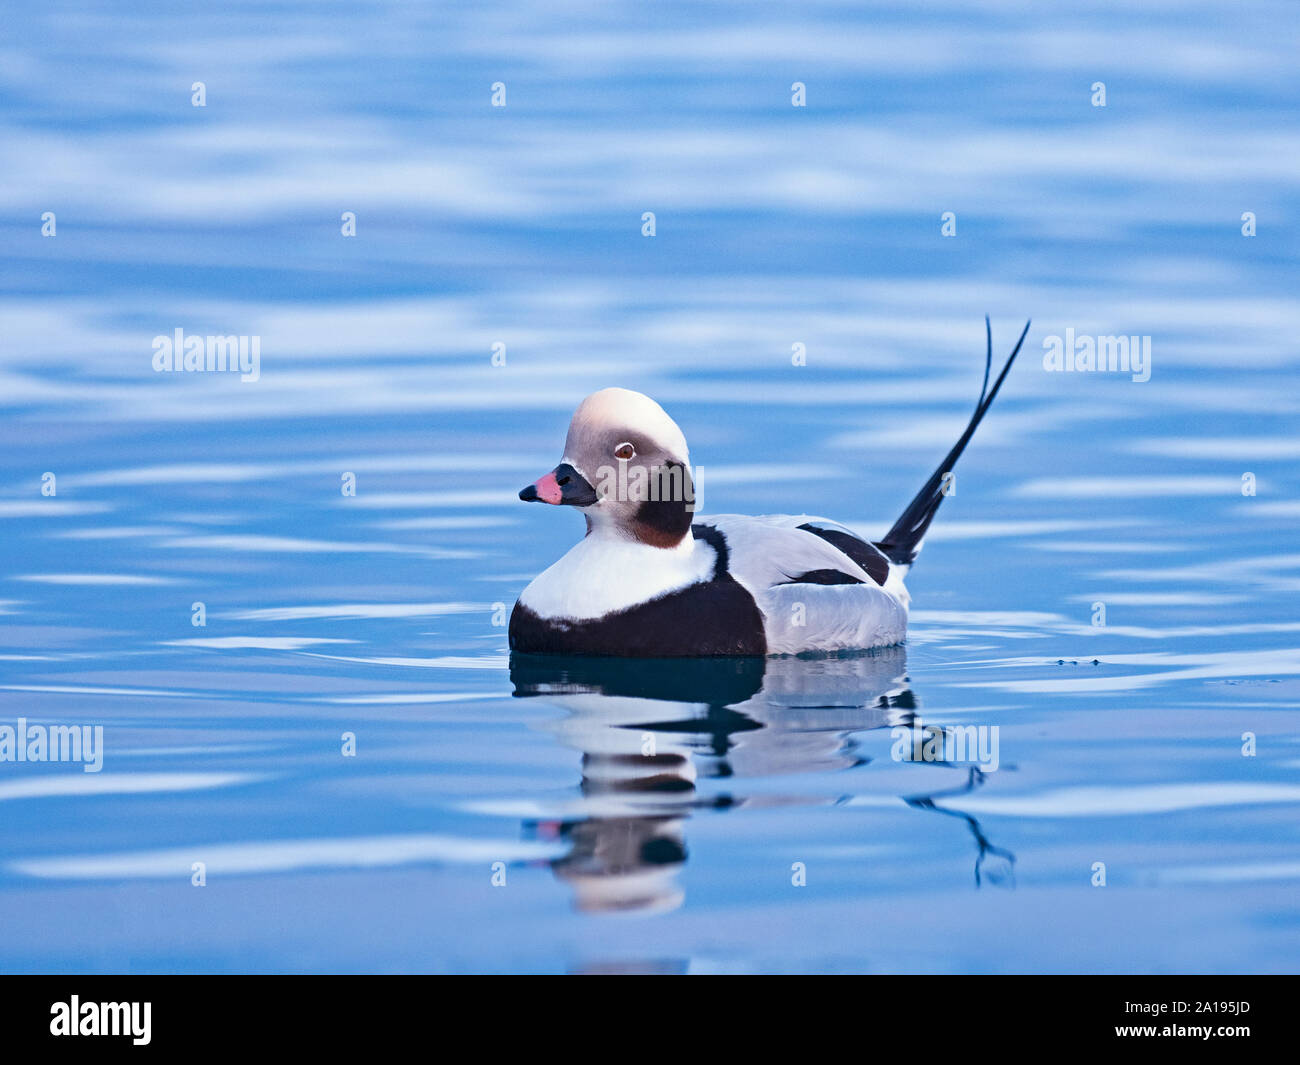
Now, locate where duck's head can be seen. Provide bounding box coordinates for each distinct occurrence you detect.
[519,387,695,547]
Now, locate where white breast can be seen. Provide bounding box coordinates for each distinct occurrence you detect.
[519,531,717,621]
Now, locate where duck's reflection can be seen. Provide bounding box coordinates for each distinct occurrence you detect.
[510,647,1013,913]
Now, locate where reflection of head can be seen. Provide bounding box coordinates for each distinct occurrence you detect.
[552,815,688,915]
[553,748,694,915]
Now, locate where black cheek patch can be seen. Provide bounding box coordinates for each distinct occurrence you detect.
[633,462,695,544]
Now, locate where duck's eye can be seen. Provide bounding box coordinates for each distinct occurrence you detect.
[614,442,636,460]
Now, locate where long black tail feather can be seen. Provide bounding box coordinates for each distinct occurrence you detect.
[873,317,1031,567]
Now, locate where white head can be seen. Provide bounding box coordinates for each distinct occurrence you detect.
[519,387,695,547]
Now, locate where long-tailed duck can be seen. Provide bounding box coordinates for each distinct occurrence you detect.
[510,319,1030,657]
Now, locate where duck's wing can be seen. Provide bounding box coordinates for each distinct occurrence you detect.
[699,513,900,584]
[693,515,909,653]
[694,514,877,587]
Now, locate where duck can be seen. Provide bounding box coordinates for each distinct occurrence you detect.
[510,319,1030,657]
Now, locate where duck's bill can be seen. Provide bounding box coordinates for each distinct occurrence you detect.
[519,462,599,506]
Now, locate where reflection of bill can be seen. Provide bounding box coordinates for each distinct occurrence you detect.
[514,649,936,914]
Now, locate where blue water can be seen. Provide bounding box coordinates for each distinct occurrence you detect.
[2,0,1298,973]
